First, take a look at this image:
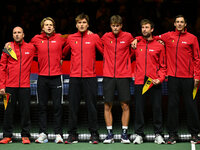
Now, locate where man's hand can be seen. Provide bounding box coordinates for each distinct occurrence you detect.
[60,60,63,65]
[152,79,161,85]
[0,89,5,95]
[87,30,93,35]
[131,39,138,49]
[4,42,11,49]
[194,79,200,88]
[157,40,165,46]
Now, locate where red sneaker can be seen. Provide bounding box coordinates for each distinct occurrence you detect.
[22,137,31,144]
[0,137,12,144]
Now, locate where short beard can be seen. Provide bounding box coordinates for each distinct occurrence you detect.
[143,33,151,39]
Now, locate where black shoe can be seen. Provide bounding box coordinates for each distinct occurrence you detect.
[191,134,200,144]
[65,134,78,144]
[89,132,99,144]
[166,135,178,144]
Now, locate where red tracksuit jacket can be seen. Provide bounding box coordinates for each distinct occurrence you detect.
[101,31,134,78]
[158,29,200,79]
[133,37,166,85]
[63,30,103,77]
[30,32,67,76]
[0,40,35,88]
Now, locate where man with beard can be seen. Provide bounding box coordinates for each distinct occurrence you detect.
[132,19,166,144]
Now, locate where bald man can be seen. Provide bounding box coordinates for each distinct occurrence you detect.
[0,26,36,144]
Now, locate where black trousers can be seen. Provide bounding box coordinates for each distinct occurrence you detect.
[68,77,99,134]
[37,75,63,135]
[3,87,31,138]
[167,76,200,136]
[134,84,163,136]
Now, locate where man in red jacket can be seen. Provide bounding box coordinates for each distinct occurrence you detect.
[63,13,103,144]
[132,15,200,144]
[101,15,134,144]
[132,19,166,144]
[30,17,67,143]
[0,26,35,144]
[157,15,200,144]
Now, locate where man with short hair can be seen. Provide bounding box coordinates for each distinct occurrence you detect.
[132,19,166,144]
[101,15,134,144]
[0,26,35,144]
[157,15,200,144]
[63,13,103,144]
[30,17,67,144]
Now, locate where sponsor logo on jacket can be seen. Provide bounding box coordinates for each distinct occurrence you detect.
[51,41,56,43]
[25,52,30,54]
[85,42,91,44]
[149,49,154,52]
[182,41,187,44]
[120,41,125,44]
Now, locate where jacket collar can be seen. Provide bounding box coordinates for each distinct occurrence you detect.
[13,40,24,46]
[77,30,88,36]
[175,28,187,35]
[111,30,123,38]
[141,36,155,43]
[41,32,56,38]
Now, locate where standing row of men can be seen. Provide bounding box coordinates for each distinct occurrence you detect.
[0,13,199,145]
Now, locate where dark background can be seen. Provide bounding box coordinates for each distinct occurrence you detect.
[0,0,200,59]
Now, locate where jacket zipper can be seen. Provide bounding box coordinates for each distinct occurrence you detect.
[81,33,83,77]
[175,32,181,77]
[145,40,148,76]
[48,39,50,76]
[19,46,22,87]
[114,37,117,77]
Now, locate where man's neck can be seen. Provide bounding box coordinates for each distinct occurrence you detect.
[46,32,53,37]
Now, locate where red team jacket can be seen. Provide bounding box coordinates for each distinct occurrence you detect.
[157,29,200,79]
[0,41,35,88]
[101,31,134,78]
[63,30,103,77]
[133,37,166,85]
[30,32,67,76]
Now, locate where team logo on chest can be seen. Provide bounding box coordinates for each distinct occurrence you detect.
[172,40,174,43]
[75,41,78,44]
[41,41,44,43]
[110,41,112,44]
[140,49,142,51]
